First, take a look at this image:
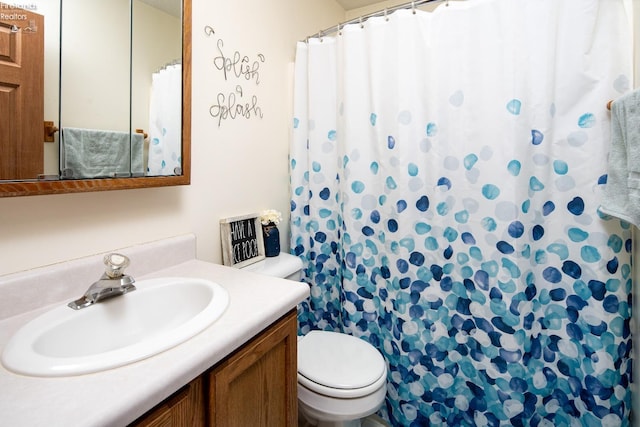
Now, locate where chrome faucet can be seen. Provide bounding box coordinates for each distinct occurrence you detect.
[68,253,136,310]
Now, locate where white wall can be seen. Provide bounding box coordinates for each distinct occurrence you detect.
[131,0,182,133]
[345,0,440,19]
[0,0,345,277]
[60,0,131,131]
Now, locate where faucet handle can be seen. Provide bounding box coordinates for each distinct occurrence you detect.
[103,253,130,278]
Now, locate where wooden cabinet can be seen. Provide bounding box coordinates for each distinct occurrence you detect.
[131,310,298,427]
[208,309,298,427]
[130,378,205,427]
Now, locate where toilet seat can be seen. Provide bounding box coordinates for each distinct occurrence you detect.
[298,331,387,399]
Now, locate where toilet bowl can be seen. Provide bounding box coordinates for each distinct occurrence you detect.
[240,253,387,427]
[297,331,388,427]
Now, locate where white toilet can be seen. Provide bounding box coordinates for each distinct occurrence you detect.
[241,252,388,427]
[241,251,304,281]
[297,330,388,427]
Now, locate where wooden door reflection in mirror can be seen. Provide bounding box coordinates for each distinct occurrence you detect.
[0,5,44,180]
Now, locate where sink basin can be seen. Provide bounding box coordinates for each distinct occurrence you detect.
[2,277,229,377]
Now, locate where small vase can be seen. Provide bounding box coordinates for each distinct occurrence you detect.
[262,223,280,257]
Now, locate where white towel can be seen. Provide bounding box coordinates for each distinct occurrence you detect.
[60,128,144,179]
[600,89,640,226]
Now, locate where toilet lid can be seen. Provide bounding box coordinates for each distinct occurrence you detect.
[298,331,386,390]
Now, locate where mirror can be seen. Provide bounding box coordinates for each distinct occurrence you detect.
[0,0,191,197]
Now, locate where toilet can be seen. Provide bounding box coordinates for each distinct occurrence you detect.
[241,251,304,281]
[297,331,388,427]
[241,252,388,427]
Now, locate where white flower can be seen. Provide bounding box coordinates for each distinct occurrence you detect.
[260,209,282,225]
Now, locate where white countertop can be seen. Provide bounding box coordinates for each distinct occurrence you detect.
[0,259,309,427]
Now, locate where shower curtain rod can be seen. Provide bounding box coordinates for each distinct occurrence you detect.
[154,59,182,73]
[306,0,443,40]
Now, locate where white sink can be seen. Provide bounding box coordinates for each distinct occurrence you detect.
[1,277,229,377]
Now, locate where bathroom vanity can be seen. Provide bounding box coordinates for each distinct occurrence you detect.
[0,235,308,426]
[133,310,296,426]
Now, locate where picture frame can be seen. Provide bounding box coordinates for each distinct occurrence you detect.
[220,213,265,268]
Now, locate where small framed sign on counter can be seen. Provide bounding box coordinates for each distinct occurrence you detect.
[220,213,265,268]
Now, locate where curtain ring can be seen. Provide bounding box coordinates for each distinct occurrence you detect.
[384,8,388,21]
[319,30,323,42]
[445,0,450,6]
[338,23,343,36]
[412,1,416,14]
[359,16,364,29]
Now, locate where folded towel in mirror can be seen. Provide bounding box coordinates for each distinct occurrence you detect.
[60,128,144,179]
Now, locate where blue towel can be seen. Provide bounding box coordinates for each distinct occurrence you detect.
[60,128,144,179]
[600,89,640,226]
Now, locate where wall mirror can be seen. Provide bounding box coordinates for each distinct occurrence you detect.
[0,0,191,197]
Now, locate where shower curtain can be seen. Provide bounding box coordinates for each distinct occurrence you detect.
[290,0,634,425]
[147,63,182,176]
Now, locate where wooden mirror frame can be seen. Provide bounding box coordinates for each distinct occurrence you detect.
[0,0,191,198]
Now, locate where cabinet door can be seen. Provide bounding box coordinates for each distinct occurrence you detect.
[209,310,298,427]
[130,377,205,427]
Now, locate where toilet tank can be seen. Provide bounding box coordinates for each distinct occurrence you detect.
[241,252,303,281]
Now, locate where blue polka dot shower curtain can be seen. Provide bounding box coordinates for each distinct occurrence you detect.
[290,0,633,425]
